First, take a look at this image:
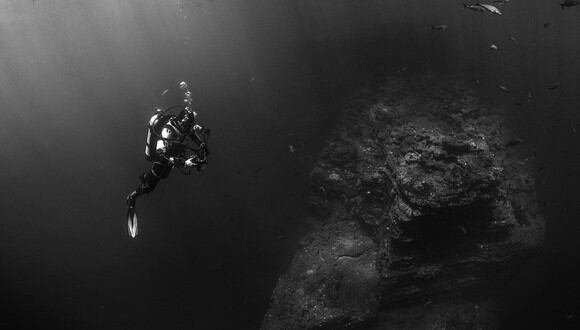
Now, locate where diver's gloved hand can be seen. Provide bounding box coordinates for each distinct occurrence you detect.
[184,158,196,168]
[185,155,204,168]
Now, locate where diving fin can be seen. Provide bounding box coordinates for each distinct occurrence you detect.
[127,206,138,238]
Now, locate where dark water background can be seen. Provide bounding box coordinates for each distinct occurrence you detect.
[0,1,579,329]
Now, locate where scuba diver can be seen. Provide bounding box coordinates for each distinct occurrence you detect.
[125,81,210,238]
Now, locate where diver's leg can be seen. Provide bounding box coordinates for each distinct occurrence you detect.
[126,162,171,205]
[126,171,161,206]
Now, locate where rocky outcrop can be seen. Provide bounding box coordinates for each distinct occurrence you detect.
[262,74,544,329]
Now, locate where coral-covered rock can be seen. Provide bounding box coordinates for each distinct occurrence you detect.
[263,75,545,329]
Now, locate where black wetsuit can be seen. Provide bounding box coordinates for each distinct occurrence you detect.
[128,114,207,205]
[137,159,173,195]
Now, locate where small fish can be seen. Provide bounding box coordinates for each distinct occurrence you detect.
[479,4,503,15]
[289,145,296,153]
[490,44,499,51]
[527,90,533,102]
[509,35,517,42]
[560,0,579,9]
[543,22,551,28]
[547,83,561,90]
[463,3,487,12]
[571,124,577,134]
[161,88,171,96]
[432,24,449,31]
[497,85,511,93]
[249,76,256,83]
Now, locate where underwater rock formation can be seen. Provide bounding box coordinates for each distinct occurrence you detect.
[262,221,379,329]
[262,75,544,329]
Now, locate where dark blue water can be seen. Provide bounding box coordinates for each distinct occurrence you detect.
[0,1,579,329]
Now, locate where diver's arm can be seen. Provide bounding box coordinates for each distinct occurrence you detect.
[188,124,210,148]
[155,140,186,166]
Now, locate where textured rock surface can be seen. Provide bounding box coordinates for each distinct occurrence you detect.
[262,221,379,329]
[262,74,545,329]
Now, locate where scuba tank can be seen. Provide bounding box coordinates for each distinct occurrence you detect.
[144,108,167,162]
